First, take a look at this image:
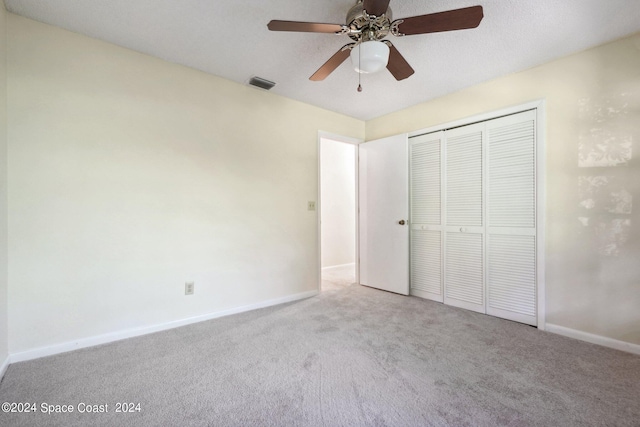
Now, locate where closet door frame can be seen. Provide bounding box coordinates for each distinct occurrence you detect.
[408,100,546,331]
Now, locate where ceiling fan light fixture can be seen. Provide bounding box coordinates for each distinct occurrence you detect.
[350,40,389,74]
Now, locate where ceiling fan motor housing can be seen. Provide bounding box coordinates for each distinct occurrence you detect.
[347,1,392,42]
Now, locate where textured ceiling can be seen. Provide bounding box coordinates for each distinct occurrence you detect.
[5,0,640,120]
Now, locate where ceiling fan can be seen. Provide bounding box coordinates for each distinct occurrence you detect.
[267,0,484,84]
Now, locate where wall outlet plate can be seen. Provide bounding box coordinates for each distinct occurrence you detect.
[308,201,316,211]
[185,282,194,295]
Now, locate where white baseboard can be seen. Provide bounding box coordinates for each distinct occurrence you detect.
[546,323,640,355]
[0,354,9,380]
[10,290,318,364]
[322,262,355,272]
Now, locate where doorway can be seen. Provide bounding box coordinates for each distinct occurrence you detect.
[319,136,358,291]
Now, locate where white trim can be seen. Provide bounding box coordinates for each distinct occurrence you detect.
[355,143,360,286]
[317,132,362,146]
[322,262,356,272]
[535,100,547,331]
[317,131,363,292]
[0,355,9,380]
[10,290,318,363]
[317,136,322,292]
[546,323,640,355]
[407,100,546,138]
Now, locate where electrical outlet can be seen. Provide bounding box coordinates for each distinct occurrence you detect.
[185,282,194,295]
[308,201,316,211]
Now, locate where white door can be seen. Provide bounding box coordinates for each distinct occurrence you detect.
[359,134,409,295]
[408,108,540,326]
[410,131,444,302]
[443,122,486,314]
[486,110,537,326]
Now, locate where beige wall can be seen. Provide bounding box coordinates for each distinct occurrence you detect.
[0,5,8,364]
[320,138,356,268]
[7,14,364,354]
[367,33,640,345]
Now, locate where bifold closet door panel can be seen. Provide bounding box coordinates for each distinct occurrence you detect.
[486,110,537,326]
[445,231,484,312]
[410,132,443,301]
[487,111,536,229]
[411,230,442,300]
[487,234,536,325]
[443,122,485,313]
[445,125,484,228]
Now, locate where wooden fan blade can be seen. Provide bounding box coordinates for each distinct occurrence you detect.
[384,42,415,81]
[394,5,483,36]
[268,20,346,34]
[309,44,354,81]
[362,0,391,17]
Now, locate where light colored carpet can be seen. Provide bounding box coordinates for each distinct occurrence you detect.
[1,282,639,426]
[322,264,356,291]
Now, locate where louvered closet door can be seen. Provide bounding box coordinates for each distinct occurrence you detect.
[486,110,537,325]
[443,122,486,314]
[410,131,444,302]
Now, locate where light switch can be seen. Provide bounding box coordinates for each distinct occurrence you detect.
[185,282,194,295]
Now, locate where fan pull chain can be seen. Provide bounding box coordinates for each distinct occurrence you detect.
[357,43,363,92]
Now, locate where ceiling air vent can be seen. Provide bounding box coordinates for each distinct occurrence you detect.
[248,76,276,90]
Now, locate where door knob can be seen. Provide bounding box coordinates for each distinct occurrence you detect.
[398,220,406,225]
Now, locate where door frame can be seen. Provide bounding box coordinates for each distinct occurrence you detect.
[317,132,363,292]
[407,100,547,331]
